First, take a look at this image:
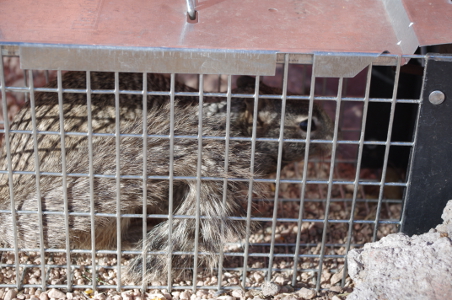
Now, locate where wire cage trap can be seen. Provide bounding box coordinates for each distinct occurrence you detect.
[1,0,452,299]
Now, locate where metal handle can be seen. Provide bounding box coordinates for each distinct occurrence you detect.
[186,0,196,20]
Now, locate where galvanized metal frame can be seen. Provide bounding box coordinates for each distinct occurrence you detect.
[0,50,426,292]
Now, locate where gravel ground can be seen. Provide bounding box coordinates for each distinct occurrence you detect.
[0,57,404,300]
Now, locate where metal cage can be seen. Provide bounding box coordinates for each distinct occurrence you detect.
[0,46,438,296]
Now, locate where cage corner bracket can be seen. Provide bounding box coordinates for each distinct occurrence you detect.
[313,52,380,78]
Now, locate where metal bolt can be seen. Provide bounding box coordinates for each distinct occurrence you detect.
[429,90,445,105]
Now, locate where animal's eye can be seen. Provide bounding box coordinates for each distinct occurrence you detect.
[299,119,317,132]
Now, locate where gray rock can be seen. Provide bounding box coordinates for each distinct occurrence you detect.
[347,199,452,300]
[261,281,281,297]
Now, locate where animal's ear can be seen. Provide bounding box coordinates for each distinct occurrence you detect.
[243,98,276,129]
[236,75,278,131]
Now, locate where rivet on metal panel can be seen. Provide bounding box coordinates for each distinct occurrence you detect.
[428,90,445,105]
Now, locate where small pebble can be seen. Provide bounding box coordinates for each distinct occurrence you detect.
[280,285,294,293]
[121,292,133,300]
[280,296,297,300]
[163,293,172,300]
[38,293,48,300]
[321,271,331,282]
[4,290,17,300]
[216,296,234,300]
[195,290,208,298]
[329,286,342,293]
[253,273,264,284]
[231,290,242,298]
[147,293,164,300]
[261,281,280,297]
[297,288,316,300]
[330,270,344,285]
[94,293,107,300]
[274,276,286,285]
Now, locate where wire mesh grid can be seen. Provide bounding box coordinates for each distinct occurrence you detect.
[0,52,424,296]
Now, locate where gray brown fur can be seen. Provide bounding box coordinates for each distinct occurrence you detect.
[0,72,333,284]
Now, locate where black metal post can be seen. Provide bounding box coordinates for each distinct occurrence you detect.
[402,54,452,235]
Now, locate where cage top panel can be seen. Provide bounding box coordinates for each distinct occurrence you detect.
[0,0,405,54]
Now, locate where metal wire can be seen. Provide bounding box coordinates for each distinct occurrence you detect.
[217,75,232,290]
[28,70,47,291]
[341,64,373,285]
[192,74,204,291]
[86,71,98,291]
[291,54,318,286]
[0,55,21,289]
[241,74,260,289]
[315,77,343,290]
[372,56,402,242]
[141,72,148,292]
[114,71,122,290]
[166,73,176,291]
[56,70,73,291]
[267,54,289,279]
